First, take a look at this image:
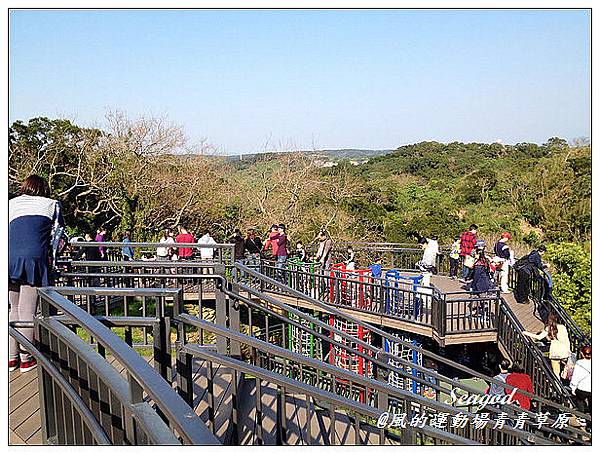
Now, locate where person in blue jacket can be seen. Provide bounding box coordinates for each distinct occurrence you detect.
[9,175,65,373]
[369,257,383,278]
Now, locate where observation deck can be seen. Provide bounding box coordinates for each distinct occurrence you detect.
[8,242,591,446]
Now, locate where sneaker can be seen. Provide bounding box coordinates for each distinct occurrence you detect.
[9,359,19,372]
[19,358,37,373]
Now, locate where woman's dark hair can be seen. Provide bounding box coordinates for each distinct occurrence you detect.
[499,359,511,371]
[511,363,525,374]
[20,175,50,197]
[581,345,592,359]
[546,313,559,340]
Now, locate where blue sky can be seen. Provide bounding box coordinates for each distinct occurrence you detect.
[9,9,591,154]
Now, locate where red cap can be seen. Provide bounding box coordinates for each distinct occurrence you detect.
[501,232,512,239]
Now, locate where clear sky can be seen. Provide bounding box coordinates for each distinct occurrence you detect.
[9,9,591,154]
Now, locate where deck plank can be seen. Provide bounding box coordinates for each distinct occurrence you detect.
[9,369,38,397]
[9,375,40,413]
[9,390,39,430]
[27,427,44,445]
[9,427,27,445]
[14,409,42,442]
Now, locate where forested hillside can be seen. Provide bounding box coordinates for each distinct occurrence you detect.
[9,115,591,333]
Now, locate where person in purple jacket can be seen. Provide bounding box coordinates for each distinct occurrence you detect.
[274,224,288,281]
[95,226,107,259]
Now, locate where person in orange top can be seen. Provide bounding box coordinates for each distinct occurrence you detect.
[505,363,534,410]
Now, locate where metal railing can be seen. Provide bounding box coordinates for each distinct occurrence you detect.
[257,259,587,411]
[45,253,591,443]
[52,277,591,444]
[306,242,450,275]
[526,270,590,351]
[232,264,590,438]
[173,306,567,445]
[502,265,590,406]
[35,288,220,445]
[65,241,235,265]
[258,261,499,340]
[178,334,480,445]
[58,259,590,427]
[9,323,111,445]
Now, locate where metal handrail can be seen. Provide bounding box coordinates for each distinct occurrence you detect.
[36,317,181,445]
[181,343,481,446]
[37,288,220,445]
[509,263,590,347]
[52,259,592,442]
[58,261,588,421]
[496,297,576,407]
[235,263,590,422]
[174,312,556,445]
[55,260,590,425]
[231,280,590,431]
[8,325,112,445]
[69,241,235,249]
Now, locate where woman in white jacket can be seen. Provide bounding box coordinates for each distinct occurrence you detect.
[523,313,571,377]
[570,345,591,419]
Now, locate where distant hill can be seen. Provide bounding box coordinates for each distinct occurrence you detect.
[225,148,395,163]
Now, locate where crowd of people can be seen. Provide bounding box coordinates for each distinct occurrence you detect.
[485,345,592,429]
[415,224,550,305]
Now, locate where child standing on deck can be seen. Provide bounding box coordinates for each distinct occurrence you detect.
[449,236,461,280]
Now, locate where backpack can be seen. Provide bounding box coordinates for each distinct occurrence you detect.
[513,254,532,273]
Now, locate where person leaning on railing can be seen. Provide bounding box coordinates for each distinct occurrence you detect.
[9,175,65,373]
[513,244,547,305]
[157,229,175,260]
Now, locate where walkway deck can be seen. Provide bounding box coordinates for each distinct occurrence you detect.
[9,354,384,446]
[9,367,42,445]
[8,355,155,446]
[430,276,545,333]
[249,274,545,345]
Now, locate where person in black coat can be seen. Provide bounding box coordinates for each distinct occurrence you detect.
[514,245,547,304]
[470,247,494,294]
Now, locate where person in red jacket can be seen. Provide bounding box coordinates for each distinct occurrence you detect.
[175,225,196,260]
[505,363,534,410]
[459,224,478,281]
[263,224,280,258]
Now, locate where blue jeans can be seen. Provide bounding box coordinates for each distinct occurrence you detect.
[462,264,472,280]
[276,256,287,282]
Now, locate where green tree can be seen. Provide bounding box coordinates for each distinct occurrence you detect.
[546,243,591,336]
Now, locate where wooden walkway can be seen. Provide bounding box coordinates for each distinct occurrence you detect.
[9,354,379,446]
[9,368,42,445]
[430,276,545,333]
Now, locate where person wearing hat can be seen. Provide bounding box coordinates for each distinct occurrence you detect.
[469,241,494,310]
[494,232,513,294]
